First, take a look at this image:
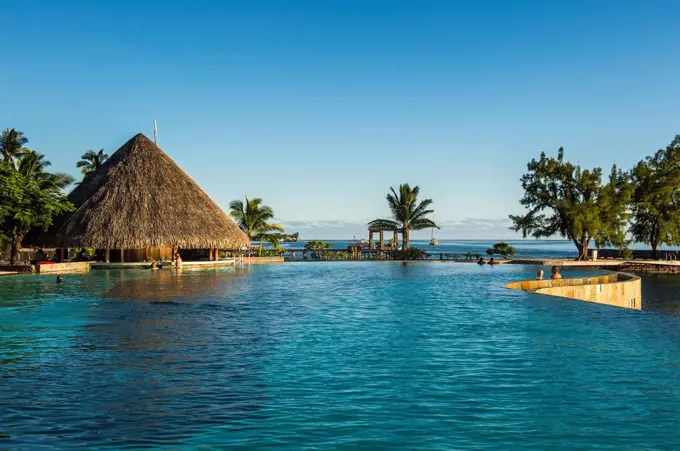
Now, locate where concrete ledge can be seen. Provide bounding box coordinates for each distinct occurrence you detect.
[90,259,236,269]
[0,265,33,273]
[506,272,642,310]
[245,257,284,264]
[36,261,90,274]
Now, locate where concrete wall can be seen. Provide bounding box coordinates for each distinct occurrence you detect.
[245,257,284,265]
[36,262,90,274]
[506,273,642,310]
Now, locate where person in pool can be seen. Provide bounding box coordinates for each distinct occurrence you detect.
[551,266,562,280]
[56,275,64,284]
[477,257,486,265]
[536,268,544,280]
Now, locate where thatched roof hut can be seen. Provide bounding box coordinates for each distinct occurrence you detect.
[56,133,249,250]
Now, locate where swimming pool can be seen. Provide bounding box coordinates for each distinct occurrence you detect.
[1,263,679,449]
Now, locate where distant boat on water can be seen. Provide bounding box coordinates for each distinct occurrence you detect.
[429,214,439,246]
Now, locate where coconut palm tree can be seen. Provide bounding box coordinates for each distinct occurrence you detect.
[229,197,285,254]
[18,150,74,190]
[0,128,29,167]
[368,183,438,249]
[76,148,109,177]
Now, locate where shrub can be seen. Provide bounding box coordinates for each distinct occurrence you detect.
[461,252,481,260]
[304,240,332,259]
[486,242,517,259]
[392,248,426,260]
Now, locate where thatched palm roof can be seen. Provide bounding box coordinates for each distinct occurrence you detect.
[57,133,249,249]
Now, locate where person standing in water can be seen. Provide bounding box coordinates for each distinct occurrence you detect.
[551,266,562,280]
[536,268,544,280]
[174,252,182,270]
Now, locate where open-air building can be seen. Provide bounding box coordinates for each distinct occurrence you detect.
[27,133,249,264]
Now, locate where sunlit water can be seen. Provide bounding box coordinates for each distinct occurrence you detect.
[2,263,680,450]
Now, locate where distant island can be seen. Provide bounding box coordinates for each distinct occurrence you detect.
[271,232,300,242]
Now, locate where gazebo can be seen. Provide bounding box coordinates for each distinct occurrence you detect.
[31,133,250,262]
[367,226,403,251]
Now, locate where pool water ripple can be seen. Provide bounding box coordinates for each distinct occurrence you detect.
[1,263,680,450]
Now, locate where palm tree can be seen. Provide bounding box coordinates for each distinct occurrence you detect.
[368,183,438,249]
[0,128,29,167]
[18,150,74,190]
[229,197,285,254]
[76,148,108,177]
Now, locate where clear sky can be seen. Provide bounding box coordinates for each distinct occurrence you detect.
[2,0,680,239]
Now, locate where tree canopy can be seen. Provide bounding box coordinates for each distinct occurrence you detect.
[0,129,74,264]
[368,183,437,249]
[0,160,74,264]
[629,136,680,257]
[76,149,109,177]
[509,148,632,260]
[229,197,284,254]
[486,242,516,259]
[0,128,29,167]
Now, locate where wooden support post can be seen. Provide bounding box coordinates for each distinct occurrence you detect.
[369,231,374,250]
[394,230,398,247]
[105,248,110,263]
[379,231,384,259]
[120,248,124,263]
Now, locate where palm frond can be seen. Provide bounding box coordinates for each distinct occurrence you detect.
[368,219,400,229]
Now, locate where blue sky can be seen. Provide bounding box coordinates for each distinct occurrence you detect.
[2,0,680,238]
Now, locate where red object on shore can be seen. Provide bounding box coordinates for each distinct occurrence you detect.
[36,261,56,265]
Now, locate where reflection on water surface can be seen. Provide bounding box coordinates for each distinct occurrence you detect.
[1,263,680,450]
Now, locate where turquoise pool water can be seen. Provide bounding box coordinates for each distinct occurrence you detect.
[1,263,680,450]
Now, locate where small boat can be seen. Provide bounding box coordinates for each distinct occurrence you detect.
[429,214,439,246]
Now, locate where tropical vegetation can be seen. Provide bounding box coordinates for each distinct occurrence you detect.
[0,128,74,264]
[76,148,109,177]
[368,183,438,249]
[629,135,680,258]
[509,148,632,260]
[303,240,332,259]
[392,248,427,260]
[229,197,285,255]
[486,242,517,259]
[0,128,29,167]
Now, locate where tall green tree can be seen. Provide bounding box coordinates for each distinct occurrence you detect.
[368,183,438,249]
[0,128,29,167]
[509,148,632,260]
[76,148,108,177]
[229,197,285,254]
[629,136,680,258]
[18,149,74,189]
[0,160,74,264]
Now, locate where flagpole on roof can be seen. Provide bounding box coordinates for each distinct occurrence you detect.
[153,119,157,144]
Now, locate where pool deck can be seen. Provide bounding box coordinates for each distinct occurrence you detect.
[506,272,642,310]
[90,259,237,269]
